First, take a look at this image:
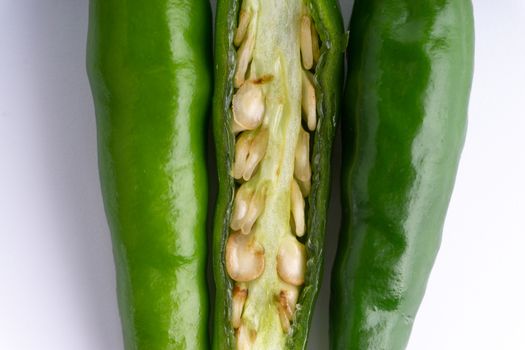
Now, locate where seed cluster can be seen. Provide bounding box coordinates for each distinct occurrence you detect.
[224,2,320,348]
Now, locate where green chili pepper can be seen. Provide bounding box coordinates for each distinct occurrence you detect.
[212,0,345,348]
[330,1,474,349]
[86,1,212,349]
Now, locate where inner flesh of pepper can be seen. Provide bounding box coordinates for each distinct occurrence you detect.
[225,0,320,348]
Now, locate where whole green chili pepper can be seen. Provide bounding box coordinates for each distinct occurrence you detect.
[86,1,212,349]
[330,1,474,349]
[212,0,345,348]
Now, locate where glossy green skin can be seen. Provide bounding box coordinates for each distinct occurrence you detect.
[330,1,474,349]
[86,1,212,349]
[211,0,345,349]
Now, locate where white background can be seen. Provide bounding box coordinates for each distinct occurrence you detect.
[0,0,524,349]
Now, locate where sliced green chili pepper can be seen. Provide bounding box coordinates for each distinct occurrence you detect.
[86,1,212,349]
[330,1,474,349]
[212,0,345,349]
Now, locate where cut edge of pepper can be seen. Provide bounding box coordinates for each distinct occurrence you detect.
[213,0,345,348]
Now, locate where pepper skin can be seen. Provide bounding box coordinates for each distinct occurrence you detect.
[212,0,345,349]
[86,1,212,349]
[330,1,474,349]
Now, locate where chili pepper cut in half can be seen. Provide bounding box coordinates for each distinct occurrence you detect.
[331,1,474,349]
[86,1,212,349]
[212,0,345,349]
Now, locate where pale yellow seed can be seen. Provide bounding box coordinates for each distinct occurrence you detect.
[300,16,313,70]
[240,187,266,235]
[232,82,265,132]
[301,70,316,131]
[234,25,255,88]
[232,118,244,134]
[297,177,311,197]
[311,21,320,64]
[277,302,291,333]
[236,323,257,350]
[276,285,299,332]
[243,129,269,181]
[233,132,255,179]
[234,10,251,47]
[277,236,306,286]
[291,180,305,237]
[294,127,312,197]
[279,286,299,319]
[226,232,265,282]
[294,128,311,184]
[231,284,248,329]
[230,185,253,231]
